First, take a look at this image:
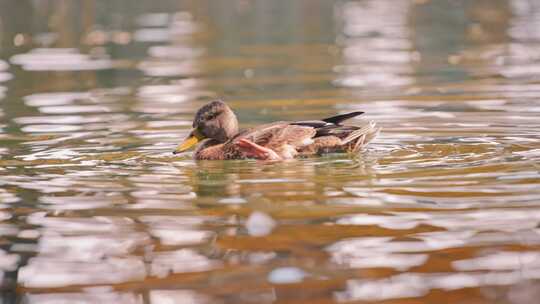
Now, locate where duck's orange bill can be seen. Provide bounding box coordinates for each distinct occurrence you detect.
[173,129,203,154]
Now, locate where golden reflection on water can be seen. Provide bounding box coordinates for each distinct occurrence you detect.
[1,0,540,303]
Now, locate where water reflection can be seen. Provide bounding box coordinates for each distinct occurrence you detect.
[334,0,415,89]
[23,292,143,304]
[1,0,540,303]
[137,12,203,77]
[11,48,112,71]
[0,60,8,101]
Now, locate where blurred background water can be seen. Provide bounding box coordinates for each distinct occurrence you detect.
[1,0,540,303]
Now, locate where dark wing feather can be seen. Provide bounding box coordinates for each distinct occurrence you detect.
[292,111,364,128]
[321,111,364,125]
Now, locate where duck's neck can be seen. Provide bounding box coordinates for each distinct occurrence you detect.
[194,138,224,160]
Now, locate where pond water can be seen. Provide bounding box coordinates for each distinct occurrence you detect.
[1,0,540,303]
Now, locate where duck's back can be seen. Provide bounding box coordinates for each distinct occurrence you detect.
[221,112,379,159]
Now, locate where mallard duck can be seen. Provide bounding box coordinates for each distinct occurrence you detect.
[173,100,379,160]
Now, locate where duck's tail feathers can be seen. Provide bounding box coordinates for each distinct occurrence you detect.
[342,121,381,153]
[322,111,364,125]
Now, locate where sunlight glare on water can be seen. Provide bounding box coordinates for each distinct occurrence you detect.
[0,0,540,303]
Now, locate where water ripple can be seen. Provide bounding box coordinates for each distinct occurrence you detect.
[1,1,540,303]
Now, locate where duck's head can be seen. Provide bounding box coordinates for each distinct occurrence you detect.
[173,100,239,154]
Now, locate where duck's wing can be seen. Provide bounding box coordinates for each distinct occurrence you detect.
[233,111,365,145]
[227,111,377,158]
[245,122,316,148]
[226,122,317,159]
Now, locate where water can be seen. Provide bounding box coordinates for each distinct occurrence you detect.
[1,0,540,303]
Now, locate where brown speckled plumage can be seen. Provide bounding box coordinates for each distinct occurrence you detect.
[174,100,379,160]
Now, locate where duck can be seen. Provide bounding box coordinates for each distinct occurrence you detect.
[173,100,379,160]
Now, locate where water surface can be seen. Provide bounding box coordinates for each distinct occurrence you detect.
[1,0,540,303]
